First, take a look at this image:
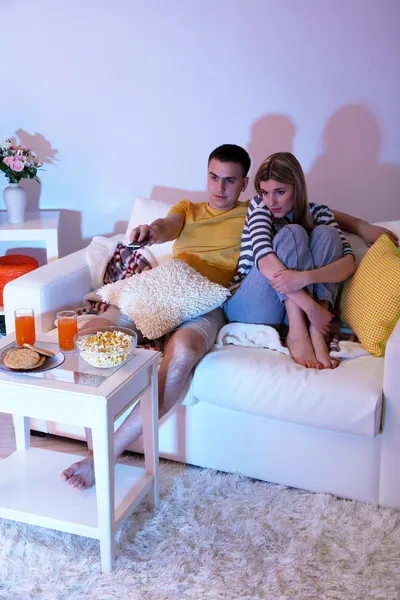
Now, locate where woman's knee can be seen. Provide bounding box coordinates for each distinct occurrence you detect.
[311,225,343,262]
[273,224,309,249]
[273,224,311,270]
[312,224,341,245]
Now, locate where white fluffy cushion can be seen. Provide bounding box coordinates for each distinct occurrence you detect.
[99,259,229,339]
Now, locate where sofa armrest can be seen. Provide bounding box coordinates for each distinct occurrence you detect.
[4,248,91,335]
[379,318,400,507]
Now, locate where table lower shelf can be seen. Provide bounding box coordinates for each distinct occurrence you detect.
[0,448,153,539]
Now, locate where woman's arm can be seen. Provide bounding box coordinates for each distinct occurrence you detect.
[269,255,356,295]
[258,253,286,279]
[258,254,333,334]
[332,210,399,246]
[305,255,356,285]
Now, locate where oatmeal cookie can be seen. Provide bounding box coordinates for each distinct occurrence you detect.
[23,343,57,357]
[4,347,42,370]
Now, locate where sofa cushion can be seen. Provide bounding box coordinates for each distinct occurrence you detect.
[124,197,174,265]
[191,346,384,438]
[99,259,229,339]
[340,234,400,357]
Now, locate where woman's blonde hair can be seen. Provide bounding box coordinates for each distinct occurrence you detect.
[254,152,313,230]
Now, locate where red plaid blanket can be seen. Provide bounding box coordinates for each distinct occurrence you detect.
[103,244,152,284]
[76,244,152,316]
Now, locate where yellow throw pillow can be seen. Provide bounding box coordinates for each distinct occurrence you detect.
[340,234,400,357]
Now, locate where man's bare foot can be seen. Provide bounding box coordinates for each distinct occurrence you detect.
[61,454,95,490]
[309,325,340,369]
[306,301,334,335]
[286,332,322,369]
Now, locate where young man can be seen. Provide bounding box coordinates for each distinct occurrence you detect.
[61,144,397,490]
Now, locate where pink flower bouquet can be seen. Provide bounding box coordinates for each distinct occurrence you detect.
[0,139,42,184]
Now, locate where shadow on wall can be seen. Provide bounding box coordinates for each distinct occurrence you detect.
[149,105,399,223]
[9,131,89,256]
[58,210,84,258]
[246,114,296,198]
[307,105,400,222]
[11,130,59,213]
[151,186,208,205]
[149,113,296,206]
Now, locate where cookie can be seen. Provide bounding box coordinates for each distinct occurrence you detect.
[22,355,47,370]
[3,348,41,370]
[23,343,57,358]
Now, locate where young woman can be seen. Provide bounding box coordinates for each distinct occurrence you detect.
[224,152,356,370]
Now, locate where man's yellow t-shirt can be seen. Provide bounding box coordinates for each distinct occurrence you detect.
[167,199,250,288]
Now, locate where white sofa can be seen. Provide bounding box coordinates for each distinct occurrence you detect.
[4,198,400,509]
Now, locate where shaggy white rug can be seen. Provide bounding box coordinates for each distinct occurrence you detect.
[0,454,399,600]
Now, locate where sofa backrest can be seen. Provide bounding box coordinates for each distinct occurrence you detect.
[124,197,400,267]
[124,197,175,265]
[349,220,400,265]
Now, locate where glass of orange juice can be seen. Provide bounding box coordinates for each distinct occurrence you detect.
[14,308,36,346]
[57,310,78,352]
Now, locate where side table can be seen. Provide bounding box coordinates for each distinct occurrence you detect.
[0,333,160,572]
[0,210,60,263]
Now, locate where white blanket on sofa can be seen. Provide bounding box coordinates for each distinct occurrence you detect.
[214,323,370,359]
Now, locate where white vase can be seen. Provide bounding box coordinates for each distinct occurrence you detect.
[3,183,27,224]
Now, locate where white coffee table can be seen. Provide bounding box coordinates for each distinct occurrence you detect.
[0,332,160,572]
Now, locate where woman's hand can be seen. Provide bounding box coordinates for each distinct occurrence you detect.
[358,222,399,247]
[129,224,158,246]
[270,269,308,294]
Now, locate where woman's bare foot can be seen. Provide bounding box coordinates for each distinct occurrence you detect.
[286,332,322,369]
[306,301,334,335]
[309,324,340,369]
[285,299,322,369]
[61,454,95,490]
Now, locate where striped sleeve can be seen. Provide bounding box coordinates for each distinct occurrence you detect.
[234,218,253,276]
[231,195,272,288]
[247,200,275,266]
[309,203,354,257]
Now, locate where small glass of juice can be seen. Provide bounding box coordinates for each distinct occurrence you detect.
[14,308,36,346]
[57,310,78,352]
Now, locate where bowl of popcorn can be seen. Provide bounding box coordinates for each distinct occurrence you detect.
[74,326,137,369]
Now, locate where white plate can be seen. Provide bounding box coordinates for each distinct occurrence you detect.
[0,344,65,374]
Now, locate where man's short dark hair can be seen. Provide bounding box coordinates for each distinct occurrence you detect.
[208,144,251,177]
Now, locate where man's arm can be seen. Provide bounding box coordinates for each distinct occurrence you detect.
[332,210,399,247]
[129,213,185,246]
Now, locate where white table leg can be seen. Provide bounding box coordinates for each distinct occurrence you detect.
[142,361,159,509]
[45,230,59,263]
[92,406,115,572]
[12,415,30,450]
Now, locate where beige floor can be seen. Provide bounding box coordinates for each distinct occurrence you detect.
[0,412,87,459]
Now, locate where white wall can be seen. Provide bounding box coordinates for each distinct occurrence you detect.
[1,0,399,256]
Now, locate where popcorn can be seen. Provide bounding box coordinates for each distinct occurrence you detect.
[76,330,134,368]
